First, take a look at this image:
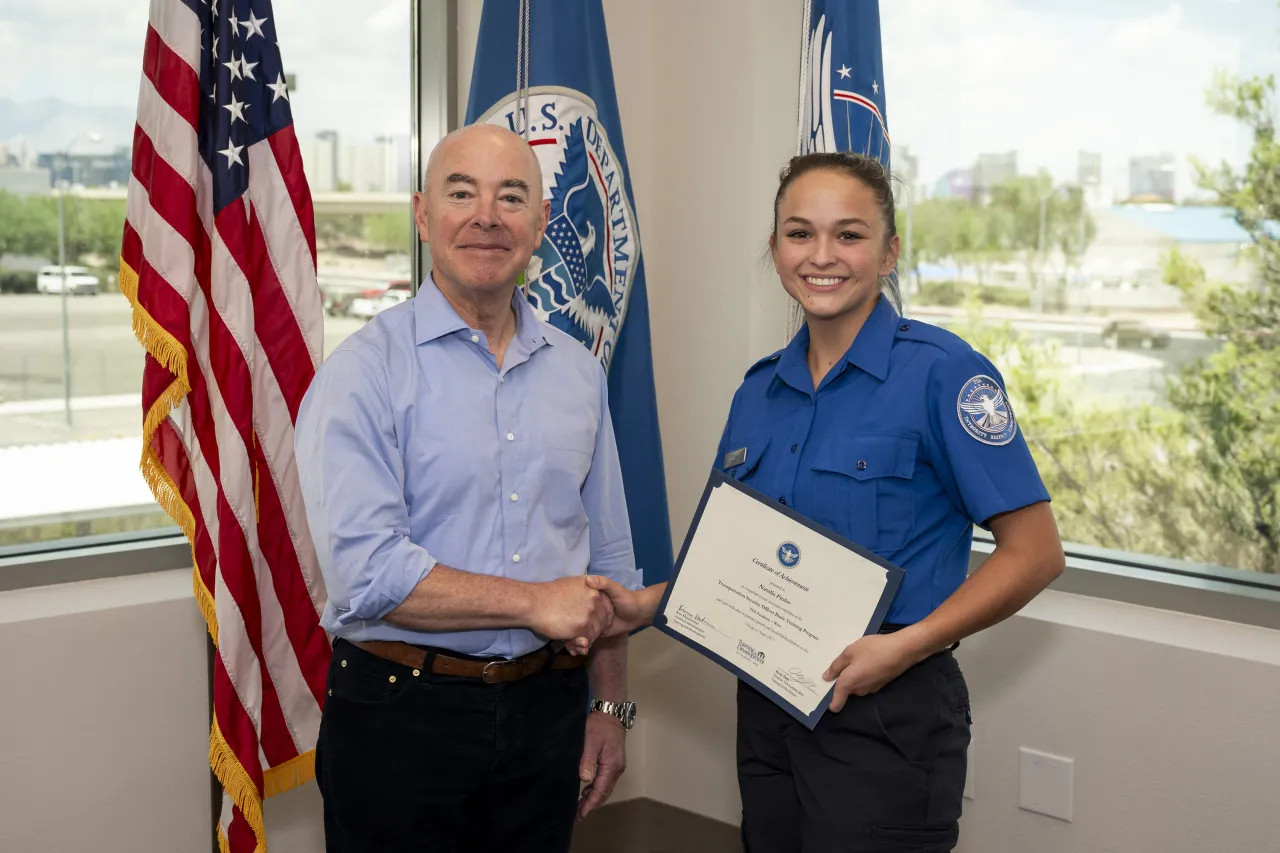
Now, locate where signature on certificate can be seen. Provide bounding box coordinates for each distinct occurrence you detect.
[776,667,819,693]
[675,604,728,636]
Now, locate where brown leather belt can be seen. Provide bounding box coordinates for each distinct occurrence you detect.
[352,640,586,684]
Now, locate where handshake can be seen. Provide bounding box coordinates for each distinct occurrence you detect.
[526,575,666,656]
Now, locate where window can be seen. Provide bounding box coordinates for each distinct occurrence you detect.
[883,0,1280,576]
[0,0,410,549]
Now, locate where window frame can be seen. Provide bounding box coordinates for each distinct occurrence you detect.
[2,0,1278,634]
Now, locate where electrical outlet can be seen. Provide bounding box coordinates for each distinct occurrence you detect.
[1018,747,1073,822]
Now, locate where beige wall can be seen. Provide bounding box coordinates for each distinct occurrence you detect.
[956,590,1280,853]
[0,570,212,853]
[6,4,1280,853]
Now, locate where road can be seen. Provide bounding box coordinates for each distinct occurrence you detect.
[0,292,362,447]
[924,316,1220,408]
[0,292,1221,447]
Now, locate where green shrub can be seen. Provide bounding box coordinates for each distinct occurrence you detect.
[0,270,37,293]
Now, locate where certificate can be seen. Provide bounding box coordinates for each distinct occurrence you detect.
[654,471,904,729]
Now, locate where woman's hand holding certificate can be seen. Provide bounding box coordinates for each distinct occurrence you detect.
[648,472,904,729]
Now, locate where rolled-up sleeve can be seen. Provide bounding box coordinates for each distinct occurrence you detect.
[294,347,437,626]
[581,366,643,590]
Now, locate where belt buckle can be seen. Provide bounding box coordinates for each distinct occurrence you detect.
[481,659,518,684]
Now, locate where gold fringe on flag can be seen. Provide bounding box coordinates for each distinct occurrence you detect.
[120,256,316,852]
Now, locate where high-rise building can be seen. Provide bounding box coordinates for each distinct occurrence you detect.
[1128,154,1175,203]
[307,130,340,192]
[34,148,131,188]
[972,151,1017,198]
[893,145,919,205]
[1078,151,1102,189]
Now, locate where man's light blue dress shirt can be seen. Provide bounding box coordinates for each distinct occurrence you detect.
[295,275,641,658]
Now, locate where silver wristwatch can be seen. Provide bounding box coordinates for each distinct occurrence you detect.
[590,699,637,731]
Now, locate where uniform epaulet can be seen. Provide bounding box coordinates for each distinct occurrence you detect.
[894,317,970,354]
[743,349,784,379]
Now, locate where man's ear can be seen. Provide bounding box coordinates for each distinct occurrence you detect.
[412,192,430,242]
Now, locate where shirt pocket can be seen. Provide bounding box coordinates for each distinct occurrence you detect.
[540,425,595,531]
[809,432,919,552]
[723,435,770,487]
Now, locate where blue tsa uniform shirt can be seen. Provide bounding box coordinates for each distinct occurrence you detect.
[715,297,1050,625]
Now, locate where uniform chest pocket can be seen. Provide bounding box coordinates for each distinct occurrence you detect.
[723,436,769,487]
[809,432,919,552]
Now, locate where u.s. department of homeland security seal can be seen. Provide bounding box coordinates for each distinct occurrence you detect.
[957,374,1017,446]
[476,86,639,373]
[777,542,800,568]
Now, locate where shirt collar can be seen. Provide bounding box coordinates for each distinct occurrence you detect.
[841,294,898,381]
[774,294,899,392]
[413,273,551,350]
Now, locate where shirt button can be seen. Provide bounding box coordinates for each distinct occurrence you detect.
[857,460,868,470]
[779,497,787,505]
[900,323,909,331]
[471,335,480,343]
[512,554,521,563]
[510,493,519,502]
[507,432,515,441]
[790,443,798,453]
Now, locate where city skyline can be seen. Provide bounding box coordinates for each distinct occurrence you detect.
[1,0,1277,200]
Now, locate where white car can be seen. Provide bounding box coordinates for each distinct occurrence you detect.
[348,289,409,320]
[36,266,100,295]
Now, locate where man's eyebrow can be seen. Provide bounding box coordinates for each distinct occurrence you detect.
[443,174,529,193]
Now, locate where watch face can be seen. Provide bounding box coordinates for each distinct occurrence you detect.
[622,704,636,727]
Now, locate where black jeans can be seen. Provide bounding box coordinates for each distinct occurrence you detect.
[738,650,971,853]
[316,638,590,853]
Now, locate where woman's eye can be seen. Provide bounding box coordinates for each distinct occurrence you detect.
[786,230,810,239]
[839,231,862,241]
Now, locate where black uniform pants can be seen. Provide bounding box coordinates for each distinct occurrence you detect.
[737,649,971,852]
[316,638,590,853]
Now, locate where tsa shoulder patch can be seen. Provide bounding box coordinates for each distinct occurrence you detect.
[956,374,1018,446]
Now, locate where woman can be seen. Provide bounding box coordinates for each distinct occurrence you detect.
[590,151,1065,852]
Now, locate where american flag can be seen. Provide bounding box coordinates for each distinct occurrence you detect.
[119,0,329,850]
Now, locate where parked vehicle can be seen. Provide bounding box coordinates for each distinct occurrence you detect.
[36,266,99,295]
[349,288,410,320]
[322,279,411,317]
[1101,319,1171,350]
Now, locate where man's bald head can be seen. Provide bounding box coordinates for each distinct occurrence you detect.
[423,124,543,201]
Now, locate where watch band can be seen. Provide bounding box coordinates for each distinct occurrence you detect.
[590,699,636,730]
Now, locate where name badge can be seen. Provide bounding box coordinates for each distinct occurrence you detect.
[723,447,747,469]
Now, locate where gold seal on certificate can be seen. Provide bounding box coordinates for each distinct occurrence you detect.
[654,472,904,728]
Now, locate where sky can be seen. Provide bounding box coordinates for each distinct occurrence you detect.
[0,0,1276,201]
[0,0,412,149]
[881,0,1280,197]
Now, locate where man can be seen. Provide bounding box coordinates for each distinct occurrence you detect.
[295,123,640,853]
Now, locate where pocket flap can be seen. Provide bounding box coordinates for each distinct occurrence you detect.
[812,432,918,481]
[723,436,769,479]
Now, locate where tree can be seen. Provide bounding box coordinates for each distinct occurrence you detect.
[987,173,1095,310]
[0,190,27,259]
[0,189,58,263]
[1159,60,1280,572]
[951,298,1261,570]
[8,196,124,267]
[945,55,1280,574]
[364,210,412,254]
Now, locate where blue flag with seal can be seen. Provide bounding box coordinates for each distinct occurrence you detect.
[797,0,890,167]
[466,0,674,586]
